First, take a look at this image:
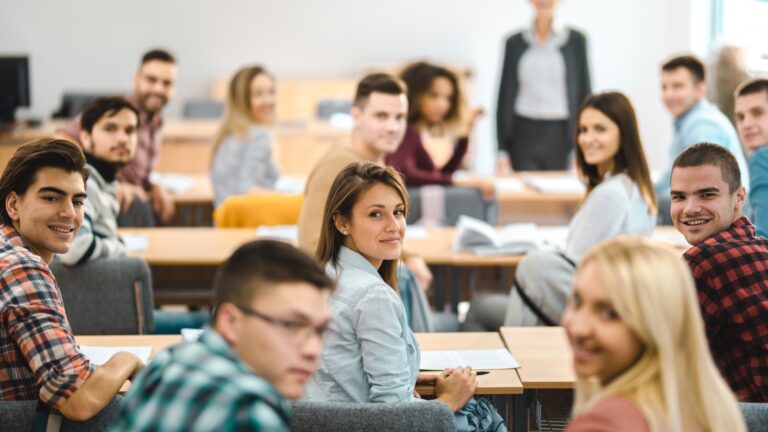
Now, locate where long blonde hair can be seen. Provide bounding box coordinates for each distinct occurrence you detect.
[316,162,409,291]
[211,65,273,164]
[571,237,745,432]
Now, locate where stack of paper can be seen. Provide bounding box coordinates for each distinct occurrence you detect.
[255,225,299,242]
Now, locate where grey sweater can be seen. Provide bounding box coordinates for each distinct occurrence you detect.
[59,161,126,266]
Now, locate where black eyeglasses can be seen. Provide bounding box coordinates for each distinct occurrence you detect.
[235,304,327,344]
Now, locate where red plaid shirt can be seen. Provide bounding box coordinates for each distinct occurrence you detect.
[684,216,768,402]
[0,225,92,408]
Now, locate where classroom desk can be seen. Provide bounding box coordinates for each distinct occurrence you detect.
[122,225,686,306]
[500,327,575,432]
[75,335,182,357]
[499,327,575,389]
[414,332,523,396]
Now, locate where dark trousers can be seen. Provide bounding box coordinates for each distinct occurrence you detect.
[506,115,571,171]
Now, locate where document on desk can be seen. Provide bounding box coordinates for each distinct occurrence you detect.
[121,234,149,252]
[255,224,298,242]
[420,349,520,370]
[522,173,585,194]
[80,346,152,366]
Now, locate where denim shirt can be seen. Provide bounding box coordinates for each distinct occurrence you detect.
[749,145,768,237]
[304,247,420,403]
[656,99,750,196]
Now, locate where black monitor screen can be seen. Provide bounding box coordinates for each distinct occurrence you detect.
[0,56,30,123]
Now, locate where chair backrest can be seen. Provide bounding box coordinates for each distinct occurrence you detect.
[407,186,497,226]
[214,194,304,228]
[291,401,456,432]
[740,402,768,431]
[51,92,124,119]
[49,257,155,335]
[182,99,225,119]
[0,396,123,432]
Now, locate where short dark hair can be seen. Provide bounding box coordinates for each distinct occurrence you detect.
[662,55,706,82]
[672,142,741,193]
[0,139,89,225]
[735,77,768,99]
[140,49,176,66]
[353,73,406,108]
[212,240,333,320]
[80,97,140,134]
[400,61,461,125]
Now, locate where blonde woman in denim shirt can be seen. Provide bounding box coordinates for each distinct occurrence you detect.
[304,162,505,431]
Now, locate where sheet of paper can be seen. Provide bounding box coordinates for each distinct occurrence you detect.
[255,224,299,242]
[181,328,204,342]
[80,346,152,366]
[150,172,195,195]
[405,225,429,241]
[523,174,585,194]
[494,178,525,193]
[420,349,520,370]
[121,234,149,252]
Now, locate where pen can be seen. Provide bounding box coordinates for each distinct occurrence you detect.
[474,370,490,376]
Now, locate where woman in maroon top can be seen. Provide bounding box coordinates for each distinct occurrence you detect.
[386,62,494,199]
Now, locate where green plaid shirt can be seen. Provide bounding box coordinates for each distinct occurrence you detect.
[111,328,291,431]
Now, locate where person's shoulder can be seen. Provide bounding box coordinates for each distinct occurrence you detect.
[565,27,588,43]
[568,397,649,432]
[591,174,633,201]
[504,31,527,48]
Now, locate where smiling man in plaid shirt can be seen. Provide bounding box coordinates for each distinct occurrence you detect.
[670,142,768,402]
[0,138,144,419]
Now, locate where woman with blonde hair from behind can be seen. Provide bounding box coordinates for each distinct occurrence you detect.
[211,65,280,207]
[563,236,745,431]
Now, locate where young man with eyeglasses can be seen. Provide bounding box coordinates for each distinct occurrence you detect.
[113,240,333,430]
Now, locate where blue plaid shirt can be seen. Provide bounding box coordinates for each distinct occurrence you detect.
[111,328,291,431]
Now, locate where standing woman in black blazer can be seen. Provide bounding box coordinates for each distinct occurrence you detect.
[496,0,591,172]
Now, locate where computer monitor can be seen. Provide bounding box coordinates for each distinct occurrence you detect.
[0,56,30,124]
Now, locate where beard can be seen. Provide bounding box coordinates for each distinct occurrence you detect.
[138,92,168,113]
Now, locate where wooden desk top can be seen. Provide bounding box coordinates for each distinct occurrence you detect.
[121,227,258,266]
[122,225,686,268]
[415,332,523,395]
[75,335,182,357]
[499,327,575,389]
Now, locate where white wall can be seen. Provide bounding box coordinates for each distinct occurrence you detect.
[0,0,694,173]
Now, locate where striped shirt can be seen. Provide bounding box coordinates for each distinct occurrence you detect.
[0,224,93,408]
[112,328,291,431]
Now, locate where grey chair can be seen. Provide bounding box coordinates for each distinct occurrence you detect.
[0,396,123,431]
[291,401,456,432]
[182,99,225,119]
[407,186,497,226]
[49,256,155,334]
[740,402,768,431]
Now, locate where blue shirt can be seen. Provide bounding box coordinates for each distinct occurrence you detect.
[657,100,750,196]
[749,146,768,237]
[304,247,420,403]
[112,328,291,431]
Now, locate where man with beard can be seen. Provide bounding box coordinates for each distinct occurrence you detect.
[59,97,139,265]
[58,49,178,225]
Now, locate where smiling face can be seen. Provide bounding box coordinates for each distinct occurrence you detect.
[562,262,644,384]
[249,73,276,125]
[351,92,408,162]
[5,167,86,263]
[735,90,768,151]
[577,107,621,176]
[134,60,177,114]
[219,282,331,400]
[334,183,405,269]
[661,67,706,118]
[418,76,454,125]
[80,108,139,166]
[670,164,745,245]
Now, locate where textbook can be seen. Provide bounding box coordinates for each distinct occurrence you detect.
[453,215,541,255]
